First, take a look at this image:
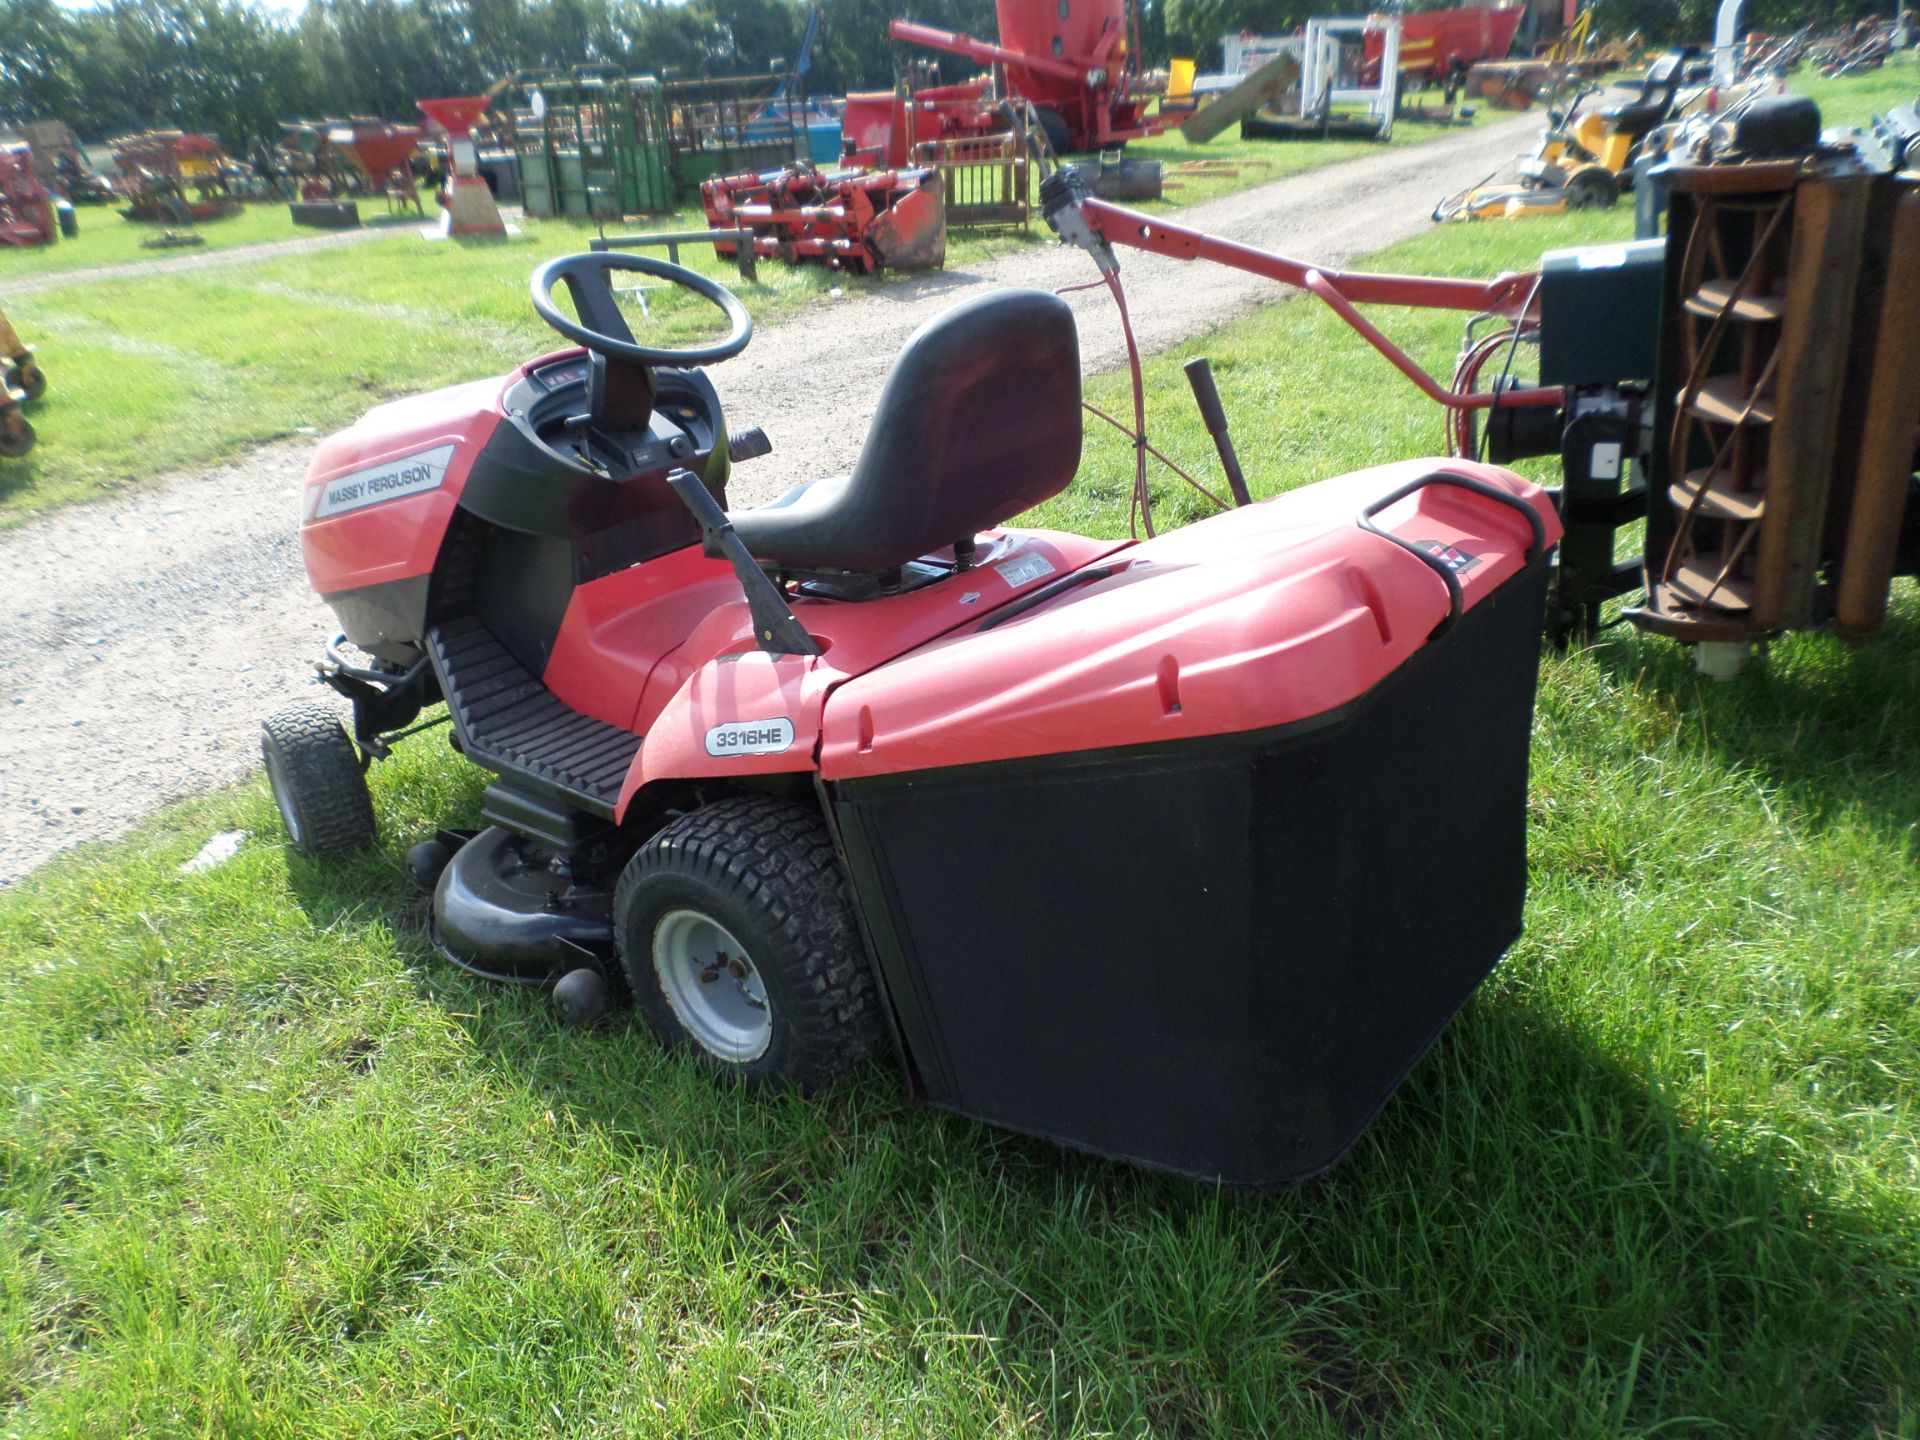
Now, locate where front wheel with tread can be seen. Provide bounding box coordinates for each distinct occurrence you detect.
[0,406,32,458]
[261,701,376,854]
[614,795,883,1091]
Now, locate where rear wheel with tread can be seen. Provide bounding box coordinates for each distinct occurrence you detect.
[1564,165,1618,210]
[1034,107,1072,158]
[614,794,883,1091]
[261,701,376,854]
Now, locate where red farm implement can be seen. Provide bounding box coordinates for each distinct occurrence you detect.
[700,165,946,274]
[890,0,1167,154]
[1367,5,1524,87]
[841,79,1003,170]
[334,122,425,212]
[111,131,240,222]
[0,142,58,248]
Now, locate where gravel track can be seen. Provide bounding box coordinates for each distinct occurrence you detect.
[0,221,409,300]
[0,117,1533,884]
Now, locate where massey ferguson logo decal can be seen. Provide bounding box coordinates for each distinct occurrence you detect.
[704,718,796,758]
[311,444,456,519]
[1411,539,1481,574]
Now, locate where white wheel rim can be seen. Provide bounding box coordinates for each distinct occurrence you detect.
[652,908,771,1062]
[263,743,304,845]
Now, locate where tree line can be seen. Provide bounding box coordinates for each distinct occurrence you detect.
[0,0,1871,152]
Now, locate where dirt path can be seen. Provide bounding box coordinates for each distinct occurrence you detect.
[0,118,1534,885]
[0,220,421,300]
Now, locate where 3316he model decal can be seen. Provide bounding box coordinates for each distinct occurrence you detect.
[311,444,457,519]
[704,718,796,757]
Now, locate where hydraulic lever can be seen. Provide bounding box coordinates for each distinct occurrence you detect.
[666,469,821,657]
[1182,358,1253,508]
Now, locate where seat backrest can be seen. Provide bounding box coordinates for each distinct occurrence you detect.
[756,288,1081,575]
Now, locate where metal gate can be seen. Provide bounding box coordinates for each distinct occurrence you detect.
[912,134,1029,229]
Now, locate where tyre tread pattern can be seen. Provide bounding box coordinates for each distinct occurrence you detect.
[262,701,377,854]
[615,794,882,1090]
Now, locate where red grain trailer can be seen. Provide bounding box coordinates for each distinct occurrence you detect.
[889,0,1165,153]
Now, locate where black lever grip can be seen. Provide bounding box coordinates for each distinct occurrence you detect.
[728,426,773,463]
[1183,357,1253,508]
[1183,357,1230,435]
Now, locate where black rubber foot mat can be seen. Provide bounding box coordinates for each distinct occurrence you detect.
[426,617,640,817]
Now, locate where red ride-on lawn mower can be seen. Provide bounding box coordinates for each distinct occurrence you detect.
[268,184,1561,1185]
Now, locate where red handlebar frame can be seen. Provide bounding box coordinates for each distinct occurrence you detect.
[1077,198,1563,412]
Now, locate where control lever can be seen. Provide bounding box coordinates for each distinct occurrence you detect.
[997,100,1056,178]
[665,469,820,657]
[1039,166,1118,275]
[1182,358,1254,508]
[727,426,773,463]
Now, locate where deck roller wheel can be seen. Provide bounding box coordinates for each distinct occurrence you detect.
[261,701,376,855]
[614,795,883,1091]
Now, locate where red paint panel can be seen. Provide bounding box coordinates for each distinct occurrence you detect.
[610,530,1125,816]
[623,651,833,812]
[818,461,1558,780]
[298,373,509,595]
[542,547,743,731]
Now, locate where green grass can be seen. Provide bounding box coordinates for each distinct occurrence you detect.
[0,212,869,523]
[3,206,1918,1436]
[1124,91,1508,210]
[0,108,1533,526]
[1788,48,1919,130]
[0,201,369,279]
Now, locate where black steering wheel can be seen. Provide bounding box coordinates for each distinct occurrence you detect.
[529,253,753,368]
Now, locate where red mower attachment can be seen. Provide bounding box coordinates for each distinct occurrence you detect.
[0,142,59,248]
[701,164,947,274]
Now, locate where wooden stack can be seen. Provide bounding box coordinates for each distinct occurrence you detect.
[1629,161,1920,653]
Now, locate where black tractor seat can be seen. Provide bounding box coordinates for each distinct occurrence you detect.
[1597,100,1671,137]
[729,288,1082,576]
[1598,48,1697,136]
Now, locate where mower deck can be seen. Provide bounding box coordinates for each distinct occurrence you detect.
[427,616,641,818]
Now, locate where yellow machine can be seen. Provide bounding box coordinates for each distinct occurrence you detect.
[0,307,46,458]
[1434,47,1705,222]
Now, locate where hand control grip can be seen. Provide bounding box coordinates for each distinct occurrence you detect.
[727,426,773,463]
[666,470,820,657]
[1182,357,1253,508]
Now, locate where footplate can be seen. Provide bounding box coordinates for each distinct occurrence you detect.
[425,617,641,817]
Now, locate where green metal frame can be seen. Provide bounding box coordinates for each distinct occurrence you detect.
[509,69,804,220]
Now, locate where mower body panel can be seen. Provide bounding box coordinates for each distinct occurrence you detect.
[300,373,509,638]
[821,460,1560,1186]
[300,381,508,659]
[609,530,1126,809]
[818,462,1550,778]
[1569,111,1635,174]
